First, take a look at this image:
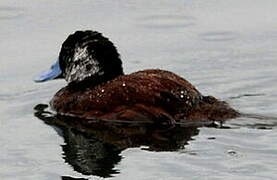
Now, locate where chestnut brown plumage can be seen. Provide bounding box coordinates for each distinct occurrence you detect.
[50,69,238,125]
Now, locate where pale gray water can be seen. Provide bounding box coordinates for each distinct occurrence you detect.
[1,0,277,179]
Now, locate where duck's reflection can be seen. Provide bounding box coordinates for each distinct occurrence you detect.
[61,176,88,180]
[61,128,122,177]
[34,104,201,178]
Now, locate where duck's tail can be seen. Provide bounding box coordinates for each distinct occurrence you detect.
[187,96,240,121]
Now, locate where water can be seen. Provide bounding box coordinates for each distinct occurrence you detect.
[1,0,277,179]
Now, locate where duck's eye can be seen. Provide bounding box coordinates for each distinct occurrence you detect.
[86,64,92,71]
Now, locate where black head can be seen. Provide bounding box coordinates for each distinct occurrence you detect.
[35,30,124,85]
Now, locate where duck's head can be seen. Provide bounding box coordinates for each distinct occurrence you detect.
[35,30,124,85]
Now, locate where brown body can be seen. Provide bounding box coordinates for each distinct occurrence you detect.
[51,69,239,125]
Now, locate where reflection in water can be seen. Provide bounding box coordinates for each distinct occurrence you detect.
[61,176,88,180]
[62,128,122,177]
[34,104,201,178]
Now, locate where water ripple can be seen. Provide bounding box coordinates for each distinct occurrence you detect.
[137,14,196,29]
[228,115,277,130]
[230,93,266,99]
[0,6,25,20]
[200,31,239,41]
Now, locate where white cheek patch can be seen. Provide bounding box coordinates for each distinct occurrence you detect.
[73,46,89,62]
[65,46,102,83]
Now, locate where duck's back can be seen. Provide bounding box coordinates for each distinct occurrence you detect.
[51,69,238,124]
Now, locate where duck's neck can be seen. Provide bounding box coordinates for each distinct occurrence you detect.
[67,71,124,90]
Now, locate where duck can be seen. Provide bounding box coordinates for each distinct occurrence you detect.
[35,30,239,126]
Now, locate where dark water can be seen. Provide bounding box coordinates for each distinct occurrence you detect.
[1,0,277,179]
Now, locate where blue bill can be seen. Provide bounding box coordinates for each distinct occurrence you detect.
[34,60,62,82]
